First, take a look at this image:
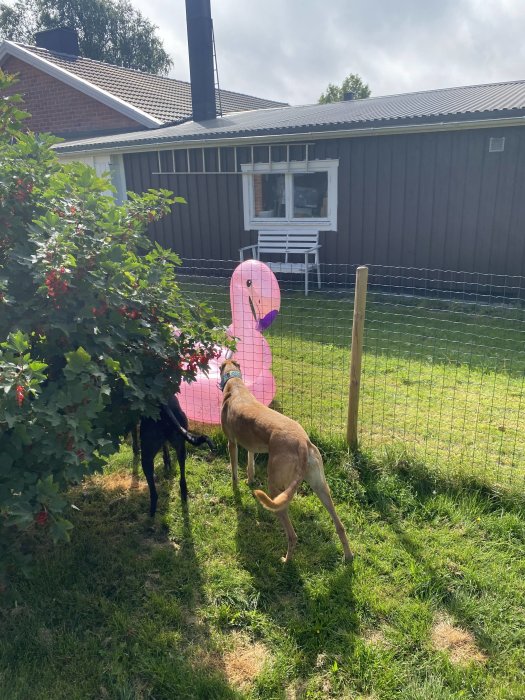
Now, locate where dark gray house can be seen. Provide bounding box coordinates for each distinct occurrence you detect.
[51,1,525,278]
[55,83,525,278]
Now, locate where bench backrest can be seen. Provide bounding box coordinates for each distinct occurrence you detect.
[257,230,319,254]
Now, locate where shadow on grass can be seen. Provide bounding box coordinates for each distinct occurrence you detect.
[231,474,359,688]
[226,435,524,688]
[0,476,244,700]
[353,447,525,515]
[352,447,525,655]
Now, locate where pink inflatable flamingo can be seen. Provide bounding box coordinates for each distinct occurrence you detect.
[178,260,281,424]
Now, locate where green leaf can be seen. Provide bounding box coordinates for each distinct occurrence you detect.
[64,347,92,373]
[6,502,34,528]
[103,356,121,373]
[50,517,74,543]
[3,412,18,428]
[29,361,48,373]
[5,330,29,354]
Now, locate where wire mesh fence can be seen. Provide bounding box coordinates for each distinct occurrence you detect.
[177,259,525,488]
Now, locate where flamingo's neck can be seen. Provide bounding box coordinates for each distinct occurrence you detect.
[230,284,256,335]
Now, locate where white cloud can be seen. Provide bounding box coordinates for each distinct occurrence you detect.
[117,0,525,103]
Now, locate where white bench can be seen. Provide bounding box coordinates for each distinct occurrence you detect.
[239,230,321,295]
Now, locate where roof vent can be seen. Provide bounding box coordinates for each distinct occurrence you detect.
[489,136,505,153]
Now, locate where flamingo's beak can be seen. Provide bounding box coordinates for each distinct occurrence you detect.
[244,267,280,332]
[249,294,278,330]
[256,309,278,331]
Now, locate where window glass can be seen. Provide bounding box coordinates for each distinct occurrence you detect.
[293,172,328,218]
[242,159,338,230]
[253,173,285,217]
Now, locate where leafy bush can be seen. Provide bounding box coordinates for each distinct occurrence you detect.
[0,71,226,584]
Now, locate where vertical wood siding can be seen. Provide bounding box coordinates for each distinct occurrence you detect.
[124,125,525,275]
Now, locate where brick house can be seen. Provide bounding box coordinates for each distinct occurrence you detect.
[0,27,285,202]
[0,28,285,139]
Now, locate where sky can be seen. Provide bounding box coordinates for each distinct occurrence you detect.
[132,0,525,105]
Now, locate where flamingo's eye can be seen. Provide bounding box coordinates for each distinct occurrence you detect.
[246,279,252,287]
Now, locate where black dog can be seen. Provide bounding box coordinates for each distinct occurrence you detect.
[134,395,215,516]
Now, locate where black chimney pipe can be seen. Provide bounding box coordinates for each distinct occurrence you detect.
[35,27,80,56]
[185,0,217,122]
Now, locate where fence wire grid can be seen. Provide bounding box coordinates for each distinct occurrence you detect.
[178,259,525,489]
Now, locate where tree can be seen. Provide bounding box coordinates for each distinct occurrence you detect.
[0,71,226,587]
[319,73,371,103]
[0,0,172,75]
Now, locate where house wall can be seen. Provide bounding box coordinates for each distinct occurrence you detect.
[123,125,525,276]
[125,150,246,261]
[1,55,141,136]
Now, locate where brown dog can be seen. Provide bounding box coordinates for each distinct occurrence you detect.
[220,359,353,563]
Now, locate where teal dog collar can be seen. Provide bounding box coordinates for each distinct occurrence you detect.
[220,370,242,391]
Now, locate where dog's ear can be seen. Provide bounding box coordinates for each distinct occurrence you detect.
[220,358,240,372]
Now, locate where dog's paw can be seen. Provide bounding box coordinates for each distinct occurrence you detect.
[344,551,355,565]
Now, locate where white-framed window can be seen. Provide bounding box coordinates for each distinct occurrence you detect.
[241,159,338,231]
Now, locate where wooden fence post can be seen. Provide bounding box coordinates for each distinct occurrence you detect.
[347,265,369,450]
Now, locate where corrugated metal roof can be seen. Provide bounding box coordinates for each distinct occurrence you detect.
[12,43,286,122]
[56,78,525,153]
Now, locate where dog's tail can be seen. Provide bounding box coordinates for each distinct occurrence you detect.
[253,474,303,512]
[164,404,215,451]
[253,443,307,512]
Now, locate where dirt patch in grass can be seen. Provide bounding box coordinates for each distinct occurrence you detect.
[285,683,304,700]
[198,631,270,691]
[363,627,389,648]
[90,472,147,493]
[431,614,487,665]
[223,632,270,690]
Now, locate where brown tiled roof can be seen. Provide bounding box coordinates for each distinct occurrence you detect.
[13,43,286,123]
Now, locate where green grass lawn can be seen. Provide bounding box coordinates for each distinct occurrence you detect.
[180,277,525,488]
[2,276,524,698]
[1,443,524,699]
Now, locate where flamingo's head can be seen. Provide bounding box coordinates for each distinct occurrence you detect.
[230,260,281,332]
